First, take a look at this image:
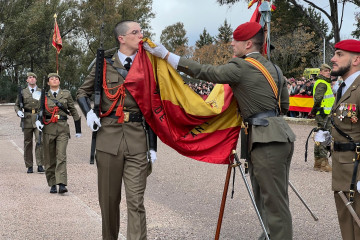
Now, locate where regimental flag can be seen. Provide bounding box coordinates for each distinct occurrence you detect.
[123,40,242,164]
[52,14,62,53]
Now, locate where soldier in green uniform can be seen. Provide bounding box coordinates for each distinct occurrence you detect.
[330,39,360,240]
[309,64,334,172]
[14,72,44,173]
[144,21,296,240]
[35,73,81,194]
[77,20,157,240]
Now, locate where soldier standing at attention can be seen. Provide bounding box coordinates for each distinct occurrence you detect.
[77,20,157,240]
[14,72,44,173]
[35,73,81,194]
[144,21,296,240]
[330,39,360,240]
[308,64,334,172]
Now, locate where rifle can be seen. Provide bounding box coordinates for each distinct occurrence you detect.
[37,76,46,146]
[89,23,105,164]
[17,83,24,132]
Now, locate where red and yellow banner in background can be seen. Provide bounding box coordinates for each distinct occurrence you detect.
[124,40,242,164]
[289,95,314,112]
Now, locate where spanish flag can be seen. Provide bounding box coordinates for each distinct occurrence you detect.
[124,41,241,164]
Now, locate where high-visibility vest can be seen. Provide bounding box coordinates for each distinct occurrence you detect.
[313,79,335,115]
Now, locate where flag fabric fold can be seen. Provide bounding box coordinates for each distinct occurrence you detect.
[52,17,62,53]
[123,41,241,164]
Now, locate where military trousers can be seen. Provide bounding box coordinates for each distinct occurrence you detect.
[43,132,69,186]
[334,191,360,240]
[23,127,43,168]
[96,137,148,240]
[314,114,331,159]
[249,141,294,240]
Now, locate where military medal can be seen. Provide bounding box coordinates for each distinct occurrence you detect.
[342,103,348,118]
[339,104,345,121]
[351,104,358,123]
[347,104,352,117]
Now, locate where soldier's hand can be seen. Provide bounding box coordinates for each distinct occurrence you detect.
[35,120,44,132]
[75,133,82,138]
[17,110,24,118]
[150,149,157,163]
[86,109,101,132]
[143,41,180,69]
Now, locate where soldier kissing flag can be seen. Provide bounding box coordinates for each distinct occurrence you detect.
[124,39,242,164]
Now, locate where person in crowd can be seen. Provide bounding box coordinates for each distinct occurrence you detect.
[144,21,296,240]
[308,63,334,172]
[76,20,157,240]
[35,73,82,194]
[14,72,44,173]
[330,39,360,240]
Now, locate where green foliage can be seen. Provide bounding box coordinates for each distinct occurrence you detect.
[196,28,214,49]
[0,0,155,102]
[216,19,233,43]
[160,22,188,52]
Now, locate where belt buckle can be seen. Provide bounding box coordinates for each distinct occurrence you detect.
[32,109,35,114]
[124,112,130,122]
[356,145,360,154]
[55,115,60,119]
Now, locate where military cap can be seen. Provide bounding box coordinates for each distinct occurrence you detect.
[233,22,262,41]
[27,72,37,78]
[320,64,331,71]
[334,39,360,53]
[47,73,61,80]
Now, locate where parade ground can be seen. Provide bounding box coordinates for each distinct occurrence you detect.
[0,104,342,239]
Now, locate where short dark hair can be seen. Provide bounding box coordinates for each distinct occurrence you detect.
[113,20,136,44]
[251,28,264,53]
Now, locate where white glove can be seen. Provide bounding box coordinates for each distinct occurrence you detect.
[75,133,82,138]
[357,181,360,193]
[150,149,157,163]
[167,52,180,69]
[35,120,44,132]
[17,110,24,118]
[86,109,101,132]
[143,42,169,59]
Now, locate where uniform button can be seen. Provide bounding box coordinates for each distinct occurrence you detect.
[333,113,336,116]
[185,66,189,69]
[124,107,127,110]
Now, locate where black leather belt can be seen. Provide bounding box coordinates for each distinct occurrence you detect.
[333,142,360,152]
[45,115,68,121]
[24,109,38,114]
[245,110,278,126]
[104,111,143,122]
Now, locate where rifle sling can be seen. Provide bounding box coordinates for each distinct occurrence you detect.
[105,57,128,79]
[50,98,70,115]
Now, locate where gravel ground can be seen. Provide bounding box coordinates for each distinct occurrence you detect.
[0,104,341,240]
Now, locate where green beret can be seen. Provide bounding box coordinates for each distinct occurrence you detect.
[27,72,37,78]
[47,73,61,80]
[320,64,331,71]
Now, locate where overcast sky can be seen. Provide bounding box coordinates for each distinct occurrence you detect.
[149,0,359,46]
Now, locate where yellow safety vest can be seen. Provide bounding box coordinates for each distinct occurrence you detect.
[313,79,335,115]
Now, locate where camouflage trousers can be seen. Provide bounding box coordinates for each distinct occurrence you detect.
[314,114,331,159]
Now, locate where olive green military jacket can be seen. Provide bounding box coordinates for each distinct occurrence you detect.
[178,52,296,147]
[14,87,41,129]
[311,75,332,115]
[41,89,80,136]
[331,75,360,191]
[76,52,147,156]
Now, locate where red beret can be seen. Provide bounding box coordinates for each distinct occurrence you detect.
[334,39,360,53]
[233,22,262,41]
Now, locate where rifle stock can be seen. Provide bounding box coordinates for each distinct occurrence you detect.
[37,76,46,146]
[18,85,24,132]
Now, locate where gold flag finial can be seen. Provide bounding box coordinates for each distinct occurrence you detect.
[54,13,57,19]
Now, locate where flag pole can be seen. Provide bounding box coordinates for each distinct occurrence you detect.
[54,13,59,74]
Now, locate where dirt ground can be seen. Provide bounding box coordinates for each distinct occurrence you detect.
[0,104,342,239]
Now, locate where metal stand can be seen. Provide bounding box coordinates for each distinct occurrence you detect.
[215,151,270,240]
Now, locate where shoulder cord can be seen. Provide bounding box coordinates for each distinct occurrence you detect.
[98,58,127,123]
[43,96,59,125]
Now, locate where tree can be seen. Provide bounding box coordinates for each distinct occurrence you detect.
[217,0,360,43]
[352,12,360,38]
[216,19,233,43]
[196,28,214,48]
[160,22,188,52]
